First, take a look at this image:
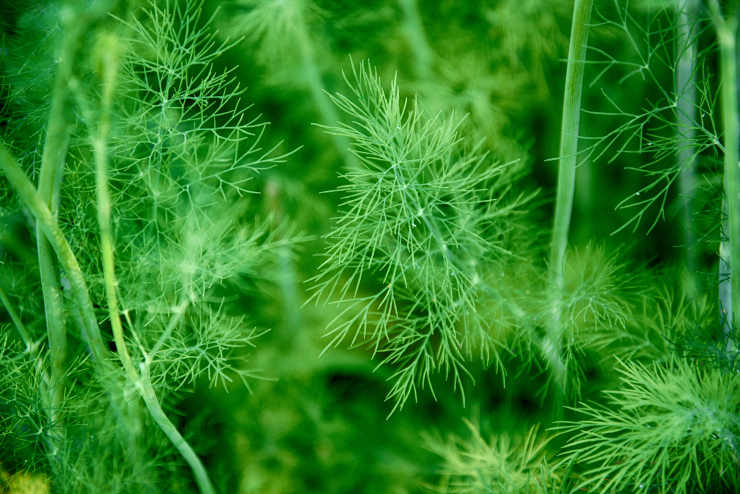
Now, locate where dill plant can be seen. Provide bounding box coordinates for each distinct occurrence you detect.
[559,358,740,493]
[424,421,558,494]
[1,0,739,492]
[1,0,285,491]
[551,2,740,493]
[310,61,535,413]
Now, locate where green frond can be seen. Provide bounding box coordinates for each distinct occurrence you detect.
[310,60,534,411]
[221,0,313,63]
[148,305,264,391]
[218,0,335,90]
[426,420,558,494]
[2,0,735,491]
[113,0,284,199]
[561,244,637,338]
[0,332,53,469]
[558,358,740,494]
[582,0,719,234]
[526,244,641,396]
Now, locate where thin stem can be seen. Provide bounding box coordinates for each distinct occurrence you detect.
[93,34,138,384]
[264,180,303,334]
[36,10,84,417]
[546,0,594,392]
[149,299,189,356]
[711,3,739,336]
[91,38,216,494]
[0,284,34,351]
[138,365,216,494]
[0,143,108,364]
[398,0,433,80]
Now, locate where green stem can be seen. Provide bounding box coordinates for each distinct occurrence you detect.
[0,143,108,364]
[36,12,85,417]
[92,36,137,385]
[0,284,34,351]
[293,5,358,169]
[34,0,117,416]
[676,0,699,295]
[264,180,303,335]
[712,2,739,336]
[546,0,594,392]
[398,0,433,80]
[139,365,216,494]
[720,198,732,332]
[91,39,216,494]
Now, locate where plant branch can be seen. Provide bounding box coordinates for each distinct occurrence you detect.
[0,284,34,352]
[711,1,739,336]
[0,142,108,364]
[35,6,85,417]
[676,0,699,294]
[398,0,433,80]
[90,34,216,494]
[546,0,594,393]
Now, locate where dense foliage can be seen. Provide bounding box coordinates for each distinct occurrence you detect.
[0,0,738,493]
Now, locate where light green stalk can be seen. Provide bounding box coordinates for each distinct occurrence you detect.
[711,2,739,336]
[398,0,433,80]
[90,35,216,494]
[0,143,107,364]
[291,4,357,169]
[676,0,699,295]
[546,0,593,392]
[720,198,732,333]
[35,0,117,415]
[36,12,83,416]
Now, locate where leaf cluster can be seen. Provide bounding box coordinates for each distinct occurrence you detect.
[559,358,740,493]
[425,420,558,494]
[310,61,535,412]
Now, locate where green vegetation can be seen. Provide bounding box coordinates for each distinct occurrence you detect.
[0,0,738,493]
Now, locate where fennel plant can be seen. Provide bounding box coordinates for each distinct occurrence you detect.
[0,1,738,493]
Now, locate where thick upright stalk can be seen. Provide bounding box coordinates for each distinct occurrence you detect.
[551,0,594,285]
[0,143,108,364]
[34,0,116,414]
[546,0,593,391]
[676,0,699,294]
[90,38,215,494]
[36,16,84,415]
[720,199,732,331]
[712,3,739,335]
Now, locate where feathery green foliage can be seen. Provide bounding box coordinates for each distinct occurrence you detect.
[559,359,740,493]
[581,0,719,234]
[310,61,534,412]
[425,421,558,494]
[1,0,739,492]
[1,0,282,491]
